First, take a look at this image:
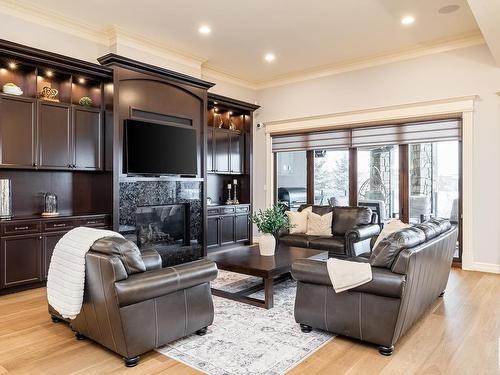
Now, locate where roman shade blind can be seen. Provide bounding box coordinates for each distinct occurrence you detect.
[350,119,461,148]
[271,130,351,152]
[272,119,461,152]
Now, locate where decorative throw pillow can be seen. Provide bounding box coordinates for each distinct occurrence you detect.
[306,211,333,236]
[372,219,410,250]
[286,206,312,234]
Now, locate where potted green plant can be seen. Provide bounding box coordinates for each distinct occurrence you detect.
[250,205,293,256]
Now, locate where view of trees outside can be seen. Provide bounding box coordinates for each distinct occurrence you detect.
[314,150,349,205]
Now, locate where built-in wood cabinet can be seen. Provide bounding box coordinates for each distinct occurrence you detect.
[0,214,110,293]
[38,101,72,169]
[73,106,102,170]
[0,95,36,168]
[207,128,245,174]
[206,204,250,250]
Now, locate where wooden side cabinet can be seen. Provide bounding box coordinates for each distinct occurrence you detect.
[206,205,250,251]
[0,95,36,168]
[0,233,42,288]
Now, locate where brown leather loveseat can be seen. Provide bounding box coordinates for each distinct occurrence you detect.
[49,237,218,367]
[291,218,457,355]
[280,205,380,258]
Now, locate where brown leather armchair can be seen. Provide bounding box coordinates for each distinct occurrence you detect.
[49,237,218,367]
[292,221,457,355]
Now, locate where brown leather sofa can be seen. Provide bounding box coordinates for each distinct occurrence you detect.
[291,218,457,355]
[280,205,381,258]
[49,237,218,367]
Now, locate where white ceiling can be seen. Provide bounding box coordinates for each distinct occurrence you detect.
[9,0,482,83]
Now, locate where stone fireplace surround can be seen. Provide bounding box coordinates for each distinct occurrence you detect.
[119,180,203,266]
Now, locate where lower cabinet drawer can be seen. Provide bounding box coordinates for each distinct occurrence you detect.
[77,217,107,227]
[43,220,75,232]
[2,221,41,236]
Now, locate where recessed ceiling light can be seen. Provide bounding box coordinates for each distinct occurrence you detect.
[198,25,211,35]
[7,61,17,70]
[264,53,275,62]
[401,15,415,25]
[439,5,460,14]
[46,70,54,77]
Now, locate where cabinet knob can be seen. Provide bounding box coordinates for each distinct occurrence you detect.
[32,162,37,167]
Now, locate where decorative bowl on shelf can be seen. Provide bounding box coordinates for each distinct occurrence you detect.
[38,86,59,102]
[2,83,23,96]
[79,96,93,107]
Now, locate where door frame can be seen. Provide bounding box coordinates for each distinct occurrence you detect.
[264,96,475,270]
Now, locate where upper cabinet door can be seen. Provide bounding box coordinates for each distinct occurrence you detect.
[0,96,36,168]
[214,129,230,173]
[73,107,102,170]
[207,127,214,172]
[37,102,71,169]
[229,133,244,174]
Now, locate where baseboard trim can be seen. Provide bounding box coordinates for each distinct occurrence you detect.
[467,262,500,274]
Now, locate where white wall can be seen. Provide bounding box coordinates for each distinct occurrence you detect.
[254,45,500,269]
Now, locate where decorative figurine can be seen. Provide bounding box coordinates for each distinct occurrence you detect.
[79,96,93,107]
[42,192,59,217]
[38,86,59,102]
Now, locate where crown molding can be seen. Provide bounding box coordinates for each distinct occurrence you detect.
[255,32,486,89]
[0,0,107,44]
[201,65,258,90]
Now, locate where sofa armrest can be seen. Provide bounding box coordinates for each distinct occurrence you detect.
[345,224,381,256]
[115,259,218,307]
[141,249,162,271]
[291,258,405,298]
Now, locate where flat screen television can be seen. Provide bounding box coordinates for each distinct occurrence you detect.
[124,119,197,176]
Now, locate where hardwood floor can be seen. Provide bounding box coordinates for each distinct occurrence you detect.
[0,269,498,374]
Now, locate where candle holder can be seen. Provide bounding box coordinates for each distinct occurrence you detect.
[225,184,233,205]
[233,183,239,205]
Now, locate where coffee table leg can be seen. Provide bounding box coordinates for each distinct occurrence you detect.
[264,277,274,309]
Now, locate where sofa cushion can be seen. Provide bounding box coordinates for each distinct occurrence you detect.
[280,234,310,248]
[91,237,146,275]
[306,211,333,236]
[369,227,426,268]
[308,236,345,254]
[428,218,452,233]
[414,221,441,240]
[286,206,312,234]
[373,219,411,249]
[332,207,373,235]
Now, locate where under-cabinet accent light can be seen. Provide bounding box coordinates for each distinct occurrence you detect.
[46,70,54,77]
[7,61,17,70]
[78,77,86,84]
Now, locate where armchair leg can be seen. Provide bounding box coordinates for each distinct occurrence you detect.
[51,315,61,323]
[439,290,445,297]
[124,356,140,367]
[196,327,208,336]
[378,345,394,356]
[300,324,313,333]
[75,332,86,340]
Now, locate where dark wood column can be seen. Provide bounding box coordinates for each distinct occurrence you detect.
[399,144,409,223]
[349,147,358,206]
[306,150,315,204]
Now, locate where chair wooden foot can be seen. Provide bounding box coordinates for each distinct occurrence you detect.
[378,345,394,356]
[124,356,140,367]
[196,327,208,336]
[300,324,313,333]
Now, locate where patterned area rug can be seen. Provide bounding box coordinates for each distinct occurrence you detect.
[157,271,334,375]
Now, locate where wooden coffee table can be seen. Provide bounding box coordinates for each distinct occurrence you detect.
[207,244,328,309]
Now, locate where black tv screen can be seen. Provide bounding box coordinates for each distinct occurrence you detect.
[124,119,197,176]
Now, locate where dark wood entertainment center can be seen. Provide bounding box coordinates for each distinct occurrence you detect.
[0,39,259,294]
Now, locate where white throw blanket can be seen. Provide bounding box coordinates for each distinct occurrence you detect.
[326,258,372,293]
[47,227,124,319]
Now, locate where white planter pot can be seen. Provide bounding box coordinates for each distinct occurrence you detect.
[258,233,276,256]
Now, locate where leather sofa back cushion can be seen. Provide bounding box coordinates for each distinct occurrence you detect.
[429,218,452,233]
[298,204,333,216]
[332,207,372,235]
[370,227,426,268]
[91,237,146,275]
